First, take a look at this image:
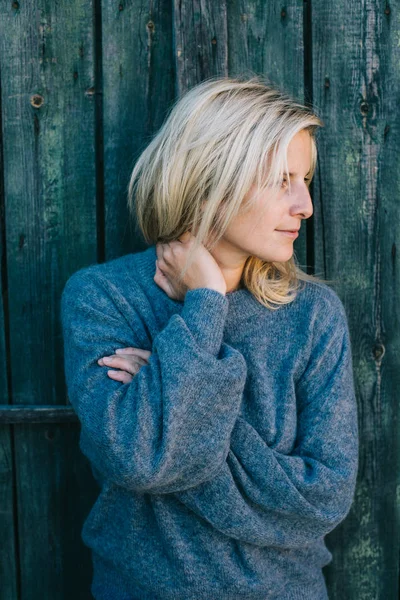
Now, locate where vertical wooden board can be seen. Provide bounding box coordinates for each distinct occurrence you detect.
[173,0,228,92]
[0,45,17,600]
[226,0,309,270]
[15,422,99,599]
[0,1,99,598]
[0,428,17,600]
[312,2,400,598]
[101,0,175,260]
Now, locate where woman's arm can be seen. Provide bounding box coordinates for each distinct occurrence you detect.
[61,268,247,494]
[171,293,359,549]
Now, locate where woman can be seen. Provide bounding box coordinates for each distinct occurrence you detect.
[61,76,359,599]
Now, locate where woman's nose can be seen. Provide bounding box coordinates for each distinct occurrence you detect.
[293,186,313,220]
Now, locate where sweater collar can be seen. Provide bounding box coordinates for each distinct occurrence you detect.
[135,245,266,321]
[225,287,265,321]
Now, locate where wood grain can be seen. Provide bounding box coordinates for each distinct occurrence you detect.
[0,1,99,597]
[312,2,400,598]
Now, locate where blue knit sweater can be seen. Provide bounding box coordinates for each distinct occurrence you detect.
[61,244,359,600]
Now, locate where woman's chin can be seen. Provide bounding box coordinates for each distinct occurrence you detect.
[255,248,294,263]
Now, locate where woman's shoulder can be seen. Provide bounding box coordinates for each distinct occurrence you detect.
[62,246,157,297]
[294,279,350,338]
[300,279,347,313]
[60,247,160,351]
[61,246,161,329]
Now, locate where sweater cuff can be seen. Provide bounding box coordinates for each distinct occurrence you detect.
[180,288,229,356]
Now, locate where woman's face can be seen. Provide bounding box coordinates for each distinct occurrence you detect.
[215,130,314,266]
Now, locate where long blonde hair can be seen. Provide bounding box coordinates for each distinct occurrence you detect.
[127,75,332,310]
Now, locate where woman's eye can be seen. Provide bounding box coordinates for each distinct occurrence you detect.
[281,177,311,188]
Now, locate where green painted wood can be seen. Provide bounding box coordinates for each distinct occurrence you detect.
[0,406,78,424]
[0,14,17,596]
[173,0,228,89]
[312,2,400,599]
[101,0,175,260]
[0,1,99,598]
[0,423,17,600]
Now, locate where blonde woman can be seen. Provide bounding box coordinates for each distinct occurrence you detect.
[61,76,359,600]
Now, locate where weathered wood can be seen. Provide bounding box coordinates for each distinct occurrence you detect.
[0,13,17,598]
[312,2,400,599]
[0,0,99,597]
[173,0,228,92]
[0,406,78,424]
[101,0,175,260]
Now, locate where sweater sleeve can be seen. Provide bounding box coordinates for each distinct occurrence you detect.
[172,293,359,549]
[60,269,248,494]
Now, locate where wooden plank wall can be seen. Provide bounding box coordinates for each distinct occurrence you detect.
[0,1,398,599]
[0,1,100,598]
[312,4,400,599]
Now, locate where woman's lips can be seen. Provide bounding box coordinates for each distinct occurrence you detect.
[275,230,299,238]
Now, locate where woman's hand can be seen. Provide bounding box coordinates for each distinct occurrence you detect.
[154,231,226,301]
[97,347,151,383]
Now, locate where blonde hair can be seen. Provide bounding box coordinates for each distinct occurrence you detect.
[127,75,334,310]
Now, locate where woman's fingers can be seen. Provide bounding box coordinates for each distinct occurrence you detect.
[154,255,186,301]
[97,355,142,375]
[112,353,148,366]
[97,348,151,384]
[154,261,178,299]
[106,369,133,384]
[115,347,151,361]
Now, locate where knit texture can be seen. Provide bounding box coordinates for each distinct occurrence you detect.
[61,244,359,599]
